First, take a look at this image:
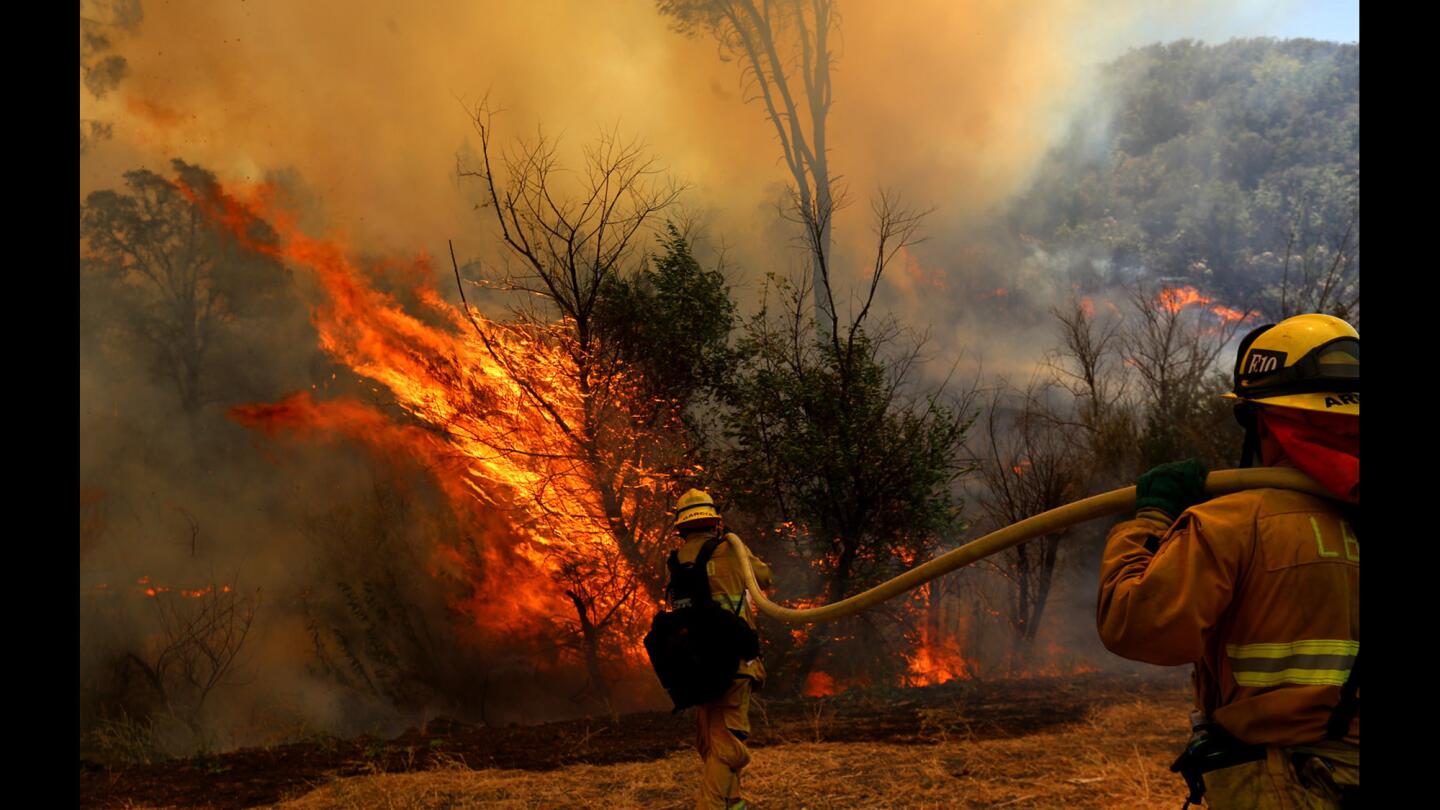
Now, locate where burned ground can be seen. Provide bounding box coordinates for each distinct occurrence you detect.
[81,670,1190,809]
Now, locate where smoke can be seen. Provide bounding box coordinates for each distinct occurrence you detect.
[80,0,1316,750]
[79,0,1290,273]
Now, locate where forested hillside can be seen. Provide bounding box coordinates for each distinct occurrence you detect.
[1012,38,1358,320]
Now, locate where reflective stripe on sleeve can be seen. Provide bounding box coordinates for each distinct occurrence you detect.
[1226,640,1358,687]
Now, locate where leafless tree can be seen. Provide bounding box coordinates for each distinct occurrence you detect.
[457,102,686,604]
[454,104,705,705]
[1122,283,1249,468]
[1275,199,1359,325]
[660,0,841,334]
[968,384,1085,669]
[1042,297,1138,485]
[124,582,259,733]
[555,546,642,718]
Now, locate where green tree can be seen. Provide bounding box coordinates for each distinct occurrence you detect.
[80,159,296,415]
[596,221,737,434]
[713,197,973,690]
[1011,38,1358,316]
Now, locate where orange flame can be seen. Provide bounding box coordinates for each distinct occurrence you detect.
[1158,286,1210,314]
[180,173,658,661]
[802,671,839,698]
[101,577,235,599]
[1156,286,1250,324]
[905,584,974,686]
[906,639,972,686]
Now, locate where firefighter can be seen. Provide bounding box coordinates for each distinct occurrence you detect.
[1096,313,1359,808]
[673,488,773,810]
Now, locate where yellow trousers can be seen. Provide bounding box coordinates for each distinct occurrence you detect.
[1204,743,1359,809]
[694,677,752,810]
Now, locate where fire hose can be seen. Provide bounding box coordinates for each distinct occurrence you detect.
[726,467,1329,624]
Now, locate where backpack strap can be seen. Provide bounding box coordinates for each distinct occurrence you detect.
[693,532,753,616]
[694,531,726,569]
[663,550,681,603]
[718,533,752,617]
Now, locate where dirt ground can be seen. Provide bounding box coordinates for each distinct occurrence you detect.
[80,670,1193,809]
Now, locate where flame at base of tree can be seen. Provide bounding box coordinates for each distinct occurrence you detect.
[177,168,1111,702]
[180,174,658,670]
[903,583,974,687]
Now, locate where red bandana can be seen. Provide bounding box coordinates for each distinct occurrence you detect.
[1257,407,1360,503]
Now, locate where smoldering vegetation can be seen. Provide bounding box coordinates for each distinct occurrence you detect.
[871,37,1358,383]
[79,8,1357,768]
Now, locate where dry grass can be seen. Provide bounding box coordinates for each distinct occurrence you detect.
[263,697,1189,810]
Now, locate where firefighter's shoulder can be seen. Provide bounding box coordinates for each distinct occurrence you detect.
[1249,487,1345,520]
[1181,487,1340,533]
[1182,488,1266,523]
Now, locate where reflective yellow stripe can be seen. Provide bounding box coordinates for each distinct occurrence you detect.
[714,593,745,610]
[1233,669,1352,687]
[1226,639,1357,688]
[1226,640,1359,658]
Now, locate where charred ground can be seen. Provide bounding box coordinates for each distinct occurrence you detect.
[81,669,1189,809]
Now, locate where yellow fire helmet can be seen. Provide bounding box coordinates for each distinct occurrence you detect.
[673,488,721,530]
[1225,313,1359,416]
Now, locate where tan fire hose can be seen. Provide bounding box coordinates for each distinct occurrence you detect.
[726,467,1330,624]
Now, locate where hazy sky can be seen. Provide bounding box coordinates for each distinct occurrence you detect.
[79,0,1358,377]
[1124,0,1357,48]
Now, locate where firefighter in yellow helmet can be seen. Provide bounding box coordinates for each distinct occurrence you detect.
[673,488,773,810]
[1096,314,1359,808]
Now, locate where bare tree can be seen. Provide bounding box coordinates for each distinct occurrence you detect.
[455,105,703,704]
[968,384,1085,670]
[555,546,642,718]
[1274,199,1359,324]
[124,582,259,734]
[660,0,840,334]
[458,103,686,604]
[1122,284,1248,468]
[1043,297,1137,485]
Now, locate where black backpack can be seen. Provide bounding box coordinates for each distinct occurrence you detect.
[644,532,761,713]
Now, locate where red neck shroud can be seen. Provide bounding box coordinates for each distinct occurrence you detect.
[1257,407,1360,504]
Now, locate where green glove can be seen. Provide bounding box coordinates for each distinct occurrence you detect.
[1134,458,1209,520]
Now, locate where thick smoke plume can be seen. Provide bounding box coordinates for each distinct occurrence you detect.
[80,1,1284,279]
[80,0,1328,754]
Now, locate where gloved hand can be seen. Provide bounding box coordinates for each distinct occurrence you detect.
[1134,458,1209,521]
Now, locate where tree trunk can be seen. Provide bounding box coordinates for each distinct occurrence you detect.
[813,181,834,338]
[565,590,613,713]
